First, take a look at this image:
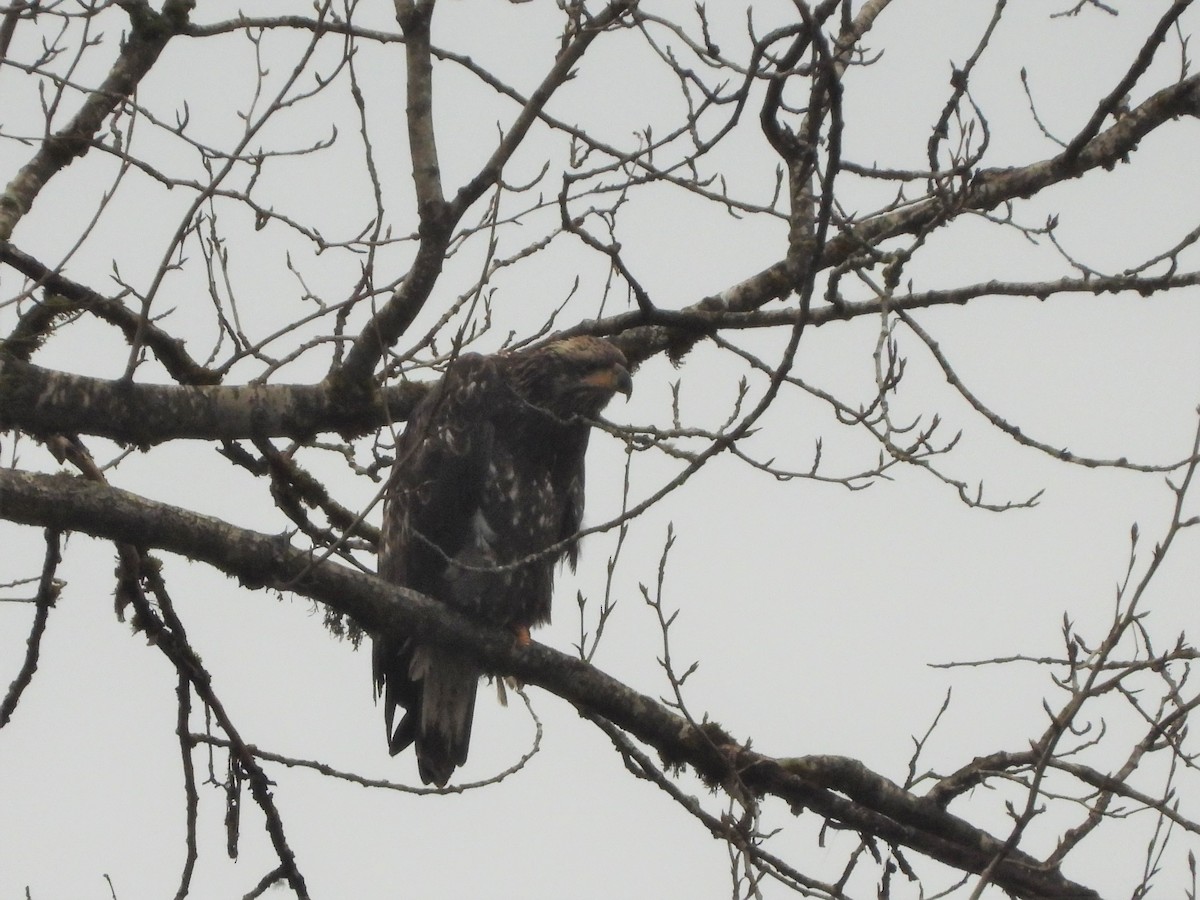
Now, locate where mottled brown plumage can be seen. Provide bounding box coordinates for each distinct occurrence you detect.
[374,337,631,786]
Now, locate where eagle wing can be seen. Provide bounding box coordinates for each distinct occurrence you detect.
[374,352,501,786]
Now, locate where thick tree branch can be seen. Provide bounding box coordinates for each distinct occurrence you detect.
[0,467,1102,900]
[394,0,444,219]
[5,260,1198,449]
[0,355,423,445]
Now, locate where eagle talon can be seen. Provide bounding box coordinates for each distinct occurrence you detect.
[512,624,532,647]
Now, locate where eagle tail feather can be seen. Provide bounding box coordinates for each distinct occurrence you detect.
[405,645,479,787]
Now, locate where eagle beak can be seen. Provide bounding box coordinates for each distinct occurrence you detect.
[614,364,633,397]
[583,364,633,397]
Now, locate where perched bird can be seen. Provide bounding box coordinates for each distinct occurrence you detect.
[374,336,632,786]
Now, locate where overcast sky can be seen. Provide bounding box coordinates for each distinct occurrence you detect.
[3,2,1200,898]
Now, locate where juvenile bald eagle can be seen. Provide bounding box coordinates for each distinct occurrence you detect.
[374,336,632,786]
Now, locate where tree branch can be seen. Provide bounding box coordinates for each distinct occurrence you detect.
[0,467,1103,900]
[613,69,1200,365]
[0,0,195,240]
[0,355,423,444]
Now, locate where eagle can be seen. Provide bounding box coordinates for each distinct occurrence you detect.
[373,336,632,786]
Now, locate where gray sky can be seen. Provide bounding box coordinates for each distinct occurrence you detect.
[2,2,1199,897]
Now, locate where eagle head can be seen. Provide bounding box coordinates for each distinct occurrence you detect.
[507,336,632,420]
